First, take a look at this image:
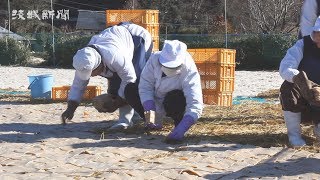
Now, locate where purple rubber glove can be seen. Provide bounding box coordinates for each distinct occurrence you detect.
[145,123,163,130]
[143,100,156,111]
[166,115,195,143]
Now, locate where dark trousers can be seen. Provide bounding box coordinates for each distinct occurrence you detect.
[163,90,187,126]
[280,80,320,124]
[124,87,187,126]
[107,73,121,96]
[108,74,145,117]
[124,82,145,119]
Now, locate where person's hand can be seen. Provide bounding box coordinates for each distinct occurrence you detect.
[61,100,79,125]
[164,115,195,144]
[145,123,163,131]
[144,110,163,130]
[61,109,74,124]
[292,71,320,107]
[143,105,163,131]
[292,71,314,101]
[311,87,320,106]
[144,110,156,123]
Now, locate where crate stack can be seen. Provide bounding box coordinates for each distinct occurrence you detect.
[105,10,160,51]
[187,48,236,106]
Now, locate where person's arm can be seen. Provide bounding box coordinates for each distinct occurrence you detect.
[300,0,318,36]
[139,57,157,111]
[279,39,304,83]
[181,63,203,121]
[68,72,89,102]
[61,72,89,124]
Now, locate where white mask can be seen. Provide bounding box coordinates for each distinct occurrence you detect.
[161,65,182,77]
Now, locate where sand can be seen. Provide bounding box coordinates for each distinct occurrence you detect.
[1,66,319,179]
[0,66,283,97]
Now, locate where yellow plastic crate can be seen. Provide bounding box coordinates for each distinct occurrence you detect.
[106,10,159,26]
[141,23,159,37]
[52,86,101,101]
[196,62,235,78]
[188,48,236,106]
[200,77,235,92]
[152,36,160,51]
[202,90,233,106]
[188,48,236,64]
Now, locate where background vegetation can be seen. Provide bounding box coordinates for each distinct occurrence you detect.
[0,0,302,69]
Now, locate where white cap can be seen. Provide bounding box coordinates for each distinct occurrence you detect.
[159,40,187,68]
[313,16,320,32]
[73,47,101,80]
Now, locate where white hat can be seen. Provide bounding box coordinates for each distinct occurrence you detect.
[73,47,101,80]
[159,40,187,68]
[313,16,320,32]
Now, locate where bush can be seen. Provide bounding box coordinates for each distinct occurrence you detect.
[48,33,297,70]
[231,34,297,70]
[162,34,225,48]
[162,34,297,70]
[49,34,91,67]
[0,38,31,65]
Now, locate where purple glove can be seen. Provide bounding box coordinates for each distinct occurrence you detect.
[145,123,163,130]
[166,115,195,142]
[143,100,156,111]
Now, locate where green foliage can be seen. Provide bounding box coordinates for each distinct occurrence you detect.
[231,34,297,70]
[47,33,296,70]
[163,34,297,70]
[177,26,202,34]
[33,33,52,52]
[164,34,225,48]
[49,34,92,67]
[0,38,30,65]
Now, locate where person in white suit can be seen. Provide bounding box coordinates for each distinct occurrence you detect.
[61,22,153,130]
[300,0,320,37]
[137,40,203,143]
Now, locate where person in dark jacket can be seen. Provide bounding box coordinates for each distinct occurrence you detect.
[279,16,320,147]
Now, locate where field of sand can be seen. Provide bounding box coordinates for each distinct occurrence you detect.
[1,66,320,179]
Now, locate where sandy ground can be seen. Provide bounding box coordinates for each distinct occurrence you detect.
[0,66,284,97]
[1,66,320,179]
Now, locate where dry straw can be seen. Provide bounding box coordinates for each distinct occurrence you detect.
[2,88,320,152]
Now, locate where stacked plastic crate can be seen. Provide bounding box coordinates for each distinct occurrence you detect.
[105,10,160,51]
[187,48,236,106]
